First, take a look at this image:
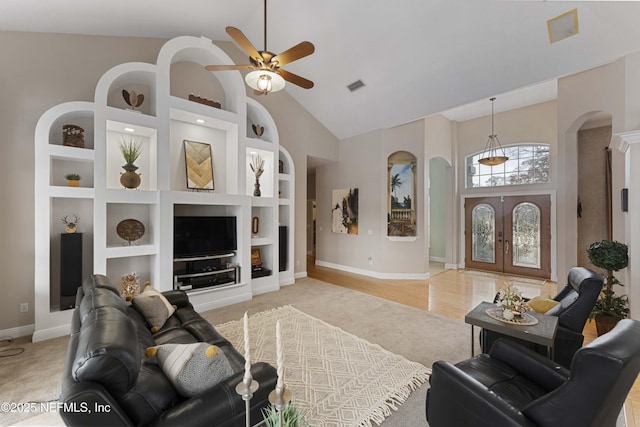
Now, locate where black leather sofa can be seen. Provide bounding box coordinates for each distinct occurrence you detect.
[427,319,640,427]
[481,266,603,368]
[60,274,277,427]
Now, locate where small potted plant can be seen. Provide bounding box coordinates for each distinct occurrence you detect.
[587,239,630,335]
[65,173,81,187]
[119,138,142,189]
[262,403,309,427]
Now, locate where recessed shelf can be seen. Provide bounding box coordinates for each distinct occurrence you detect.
[105,244,158,259]
[49,186,95,199]
[170,96,238,123]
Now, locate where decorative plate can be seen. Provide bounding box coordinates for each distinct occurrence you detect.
[485,307,539,326]
[116,219,145,243]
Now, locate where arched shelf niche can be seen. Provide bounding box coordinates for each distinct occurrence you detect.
[157,36,246,117]
[95,62,157,117]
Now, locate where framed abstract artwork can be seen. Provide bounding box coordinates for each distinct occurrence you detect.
[184,140,214,190]
[331,188,359,234]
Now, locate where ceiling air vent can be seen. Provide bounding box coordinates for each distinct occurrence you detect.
[347,79,365,92]
[547,8,579,44]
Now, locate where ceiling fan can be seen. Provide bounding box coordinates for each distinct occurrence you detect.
[205,0,315,95]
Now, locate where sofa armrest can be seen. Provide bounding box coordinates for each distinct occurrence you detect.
[161,290,191,308]
[150,362,277,427]
[490,339,569,390]
[427,361,536,427]
[60,380,133,427]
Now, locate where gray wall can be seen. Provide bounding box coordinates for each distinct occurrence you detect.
[429,158,447,260]
[315,120,428,276]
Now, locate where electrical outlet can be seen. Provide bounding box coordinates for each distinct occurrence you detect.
[368,256,373,265]
[19,303,28,313]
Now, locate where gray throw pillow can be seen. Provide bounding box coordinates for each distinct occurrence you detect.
[132,285,175,332]
[145,343,234,397]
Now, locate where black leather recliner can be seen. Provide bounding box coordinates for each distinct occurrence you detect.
[427,318,640,427]
[60,274,277,427]
[481,266,603,368]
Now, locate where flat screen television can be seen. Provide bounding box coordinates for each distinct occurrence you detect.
[174,216,237,258]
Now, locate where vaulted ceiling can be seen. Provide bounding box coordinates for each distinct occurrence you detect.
[3,1,640,139]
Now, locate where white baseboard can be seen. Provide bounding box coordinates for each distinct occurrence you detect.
[315,260,429,280]
[429,256,446,263]
[0,323,36,340]
[253,283,280,296]
[445,263,460,270]
[193,292,253,313]
[32,324,70,342]
[294,271,308,279]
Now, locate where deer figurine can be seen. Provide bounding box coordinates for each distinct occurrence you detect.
[62,214,79,234]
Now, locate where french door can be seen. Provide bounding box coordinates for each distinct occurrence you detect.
[464,195,551,279]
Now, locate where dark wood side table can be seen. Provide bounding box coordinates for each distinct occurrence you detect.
[465,301,559,358]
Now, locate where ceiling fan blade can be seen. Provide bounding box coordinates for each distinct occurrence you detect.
[272,41,315,67]
[205,64,255,71]
[226,26,263,62]
[278,69,314,89]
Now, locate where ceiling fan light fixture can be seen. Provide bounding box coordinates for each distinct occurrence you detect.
[245,70,285,94]
[478,97,509,167]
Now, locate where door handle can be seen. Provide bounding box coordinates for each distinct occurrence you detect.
[505,240,510,255]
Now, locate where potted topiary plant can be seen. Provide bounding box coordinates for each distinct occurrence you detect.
[587,239,630,336]
[65,173,81,187]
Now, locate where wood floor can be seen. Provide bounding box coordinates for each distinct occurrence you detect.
[307,257,639,426]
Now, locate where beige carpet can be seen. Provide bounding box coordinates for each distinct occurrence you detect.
[4,277,627,427]
[216,305,430,427]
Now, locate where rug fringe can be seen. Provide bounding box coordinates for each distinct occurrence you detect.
[357,368,431,427]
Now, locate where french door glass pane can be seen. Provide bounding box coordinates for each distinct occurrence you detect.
[512,202,541,268]
[472,204,495,263]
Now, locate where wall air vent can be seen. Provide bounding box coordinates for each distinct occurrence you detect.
[547,8,579,44]
[347,79,365,92]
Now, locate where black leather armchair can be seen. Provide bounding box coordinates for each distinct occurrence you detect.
[427,319,640,427]
[481,266,603,368]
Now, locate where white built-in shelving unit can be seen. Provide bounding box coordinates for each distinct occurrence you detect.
[33,36,295,341]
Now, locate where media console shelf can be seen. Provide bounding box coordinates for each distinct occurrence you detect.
[173,252,239,292]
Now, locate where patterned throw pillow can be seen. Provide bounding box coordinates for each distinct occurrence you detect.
[145,343,235,397]
[132,285,175,332]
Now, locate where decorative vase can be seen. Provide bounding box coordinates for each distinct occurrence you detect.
[502,309,514,320]
[253,177,261,197]
[120,163,141,189]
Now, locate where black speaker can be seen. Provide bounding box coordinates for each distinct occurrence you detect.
[60,233,83,301]
[279,226,287,272]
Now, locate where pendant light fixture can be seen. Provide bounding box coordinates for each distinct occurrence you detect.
[478,97,509,166]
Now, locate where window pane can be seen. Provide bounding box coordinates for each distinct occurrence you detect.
[472,204,495,263]
[465,144,550,189]
[512,202,541,268]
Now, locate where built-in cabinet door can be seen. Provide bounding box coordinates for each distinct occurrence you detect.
[465,195,551,279]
